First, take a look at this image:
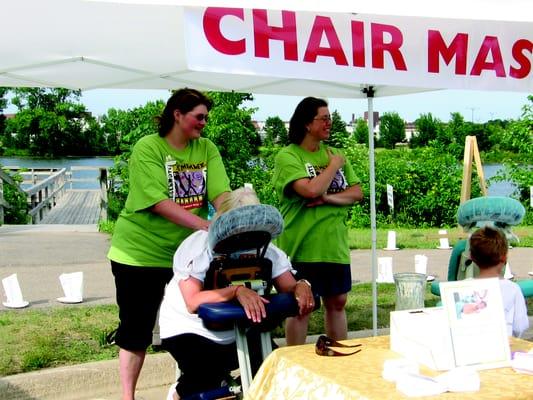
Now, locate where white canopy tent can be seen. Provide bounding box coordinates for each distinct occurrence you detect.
[2,0,531,334]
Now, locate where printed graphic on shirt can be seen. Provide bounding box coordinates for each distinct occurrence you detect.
[308,165,347,193]
[165,161,207,209]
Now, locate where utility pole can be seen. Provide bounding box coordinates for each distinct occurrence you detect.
[466,107,477,123]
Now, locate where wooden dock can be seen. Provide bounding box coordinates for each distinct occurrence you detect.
[1,166,108,225]
[39,190,102,224]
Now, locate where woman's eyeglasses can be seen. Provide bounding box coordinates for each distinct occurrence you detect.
[191,113,209,122]
[315,335,361,357]
[313,115,331,122]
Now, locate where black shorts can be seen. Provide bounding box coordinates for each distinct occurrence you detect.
[292,262,352,297]
[111,260,173,351]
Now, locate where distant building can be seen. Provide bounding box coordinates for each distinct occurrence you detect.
[364,111,380,128]
[404,122,417,141]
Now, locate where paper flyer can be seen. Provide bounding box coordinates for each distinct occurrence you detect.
[440,278,511,369]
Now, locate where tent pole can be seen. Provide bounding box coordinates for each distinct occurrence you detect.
[363,86,378,336]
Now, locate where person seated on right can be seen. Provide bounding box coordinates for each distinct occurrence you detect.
[469,226,529,337]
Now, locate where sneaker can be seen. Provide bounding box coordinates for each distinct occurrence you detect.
[166,382,178,400]
[105,328,118,346]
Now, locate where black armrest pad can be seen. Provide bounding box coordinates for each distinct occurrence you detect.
[198,292,320,331]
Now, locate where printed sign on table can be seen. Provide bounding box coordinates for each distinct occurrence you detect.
[440,278,510,370]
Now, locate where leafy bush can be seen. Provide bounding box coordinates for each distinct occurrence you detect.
[344,146,482,227]
[0,169,29,224]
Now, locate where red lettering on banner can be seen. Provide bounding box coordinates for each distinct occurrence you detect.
[203,8,245,55]
[509,39,532,79]
[427,31,468,74]
[201,8,530,82]
[371,23,407,70]
[253,9,298,60]
[351,21,365,67]
[303,16,348,65]
[470,36,506,77]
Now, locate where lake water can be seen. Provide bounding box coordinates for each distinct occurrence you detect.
[0,156,115,190]
[0,157,517,196]
[483,164,516,197]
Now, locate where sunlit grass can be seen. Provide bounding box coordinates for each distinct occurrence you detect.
[2,282,531,377]
[348,226,533,249]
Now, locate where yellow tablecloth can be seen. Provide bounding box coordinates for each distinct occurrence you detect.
[245,336,533,400]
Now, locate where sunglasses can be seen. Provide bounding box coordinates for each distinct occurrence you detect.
[313,115,331,122]
[191,113,209,122]
[315,335,362,357]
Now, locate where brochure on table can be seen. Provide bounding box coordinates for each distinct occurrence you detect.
[440,277,510,370]
[391,277,510,371]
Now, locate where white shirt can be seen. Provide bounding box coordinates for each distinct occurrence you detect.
[499,279,529,337]
[159,231,291,344]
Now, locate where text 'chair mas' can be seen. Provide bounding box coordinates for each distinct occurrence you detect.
[197,204,318,395]
[431,196,533,298]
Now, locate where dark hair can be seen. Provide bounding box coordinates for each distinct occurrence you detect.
[469,226,508,269]
[288,97,328,144]
[157,88,213,136]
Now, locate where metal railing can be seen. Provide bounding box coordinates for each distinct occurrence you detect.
[0,166,109,224]
[24,168,68,224]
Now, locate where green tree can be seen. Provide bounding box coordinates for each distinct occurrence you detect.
[353,118,369,145]
[263,116,287,146]
[203,91,259,189]
[497,96,532,156]
[325,110,349,148]
[4,88,103,157]
[0,88,9,153]
[378,112,405,149]
[0,171,29,224]
[436,112,467,158]
[410,113,442,148]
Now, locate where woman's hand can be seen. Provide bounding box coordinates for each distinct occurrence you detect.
[234,286,270,323]
[194,218,211,231]
[294,280,315,316]
[327,148,345,170]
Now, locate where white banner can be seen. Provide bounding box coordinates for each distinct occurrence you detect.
[184,7,532,92]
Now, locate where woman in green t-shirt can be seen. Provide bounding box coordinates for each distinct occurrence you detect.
[107,88,230,400]
[272,97,363,345]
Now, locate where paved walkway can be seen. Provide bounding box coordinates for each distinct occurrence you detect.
[1,225,533,399]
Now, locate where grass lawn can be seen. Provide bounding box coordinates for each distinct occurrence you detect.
[348,226,533,249]
[2,226,532,377]
[2,283,531,377]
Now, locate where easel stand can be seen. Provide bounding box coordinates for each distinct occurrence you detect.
[460,136,488,204]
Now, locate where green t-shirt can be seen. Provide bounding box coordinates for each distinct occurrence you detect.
[272,143,359,264]
[108,134,230,268]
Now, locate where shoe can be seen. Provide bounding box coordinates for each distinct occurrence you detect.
[105,328,118,345]
[167,382,178,400]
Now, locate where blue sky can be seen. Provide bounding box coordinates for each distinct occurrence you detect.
[80,89,529,124]
[7,88,529,124]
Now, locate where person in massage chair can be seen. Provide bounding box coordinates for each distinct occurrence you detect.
[158,187,315,400]
[469,226,529,337]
